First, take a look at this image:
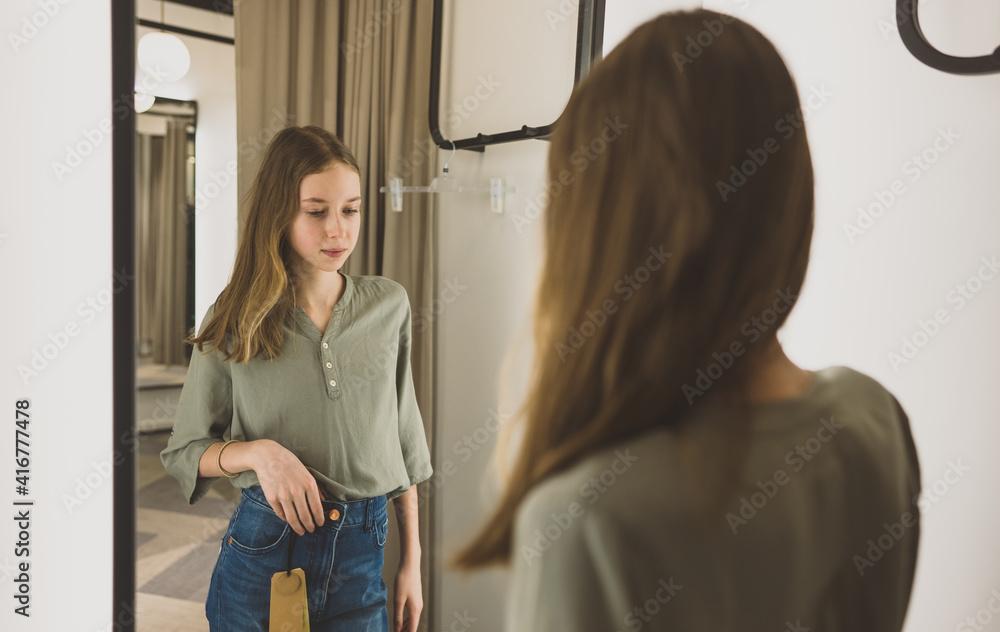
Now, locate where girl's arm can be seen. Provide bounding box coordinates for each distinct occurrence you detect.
[392,485,422,632]
[198,439,327,537]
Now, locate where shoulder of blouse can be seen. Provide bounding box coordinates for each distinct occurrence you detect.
[348,275,412,319]
[351,274,406,299]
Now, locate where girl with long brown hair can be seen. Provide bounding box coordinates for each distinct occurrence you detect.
[456,10,920,631]
[161,125,431,632]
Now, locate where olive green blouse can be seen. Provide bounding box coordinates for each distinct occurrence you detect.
[160,272,433,504]
[506,365,921,631]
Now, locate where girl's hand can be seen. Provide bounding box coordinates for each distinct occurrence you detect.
[393,561,422,632]
[250,439,325,536]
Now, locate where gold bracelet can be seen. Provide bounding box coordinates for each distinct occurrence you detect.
[217,439,240,478]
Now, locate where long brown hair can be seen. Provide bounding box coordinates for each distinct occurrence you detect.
[455,9,814,568]
[189,125,360,361]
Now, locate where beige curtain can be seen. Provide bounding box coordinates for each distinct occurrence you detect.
[234,1,341,225]
[236,2,437,628]
[135,133,159,357]
[151,119,190,366]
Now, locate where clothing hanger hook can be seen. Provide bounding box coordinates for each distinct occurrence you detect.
[443,140,456,174]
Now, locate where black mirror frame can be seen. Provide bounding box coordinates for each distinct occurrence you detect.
[896,0,1000,75]
[112,0,137,630]
[428,0,606,152]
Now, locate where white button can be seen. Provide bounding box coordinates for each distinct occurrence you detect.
[330,380,337,387]
[322,342,329,349]
[326,362,333,369]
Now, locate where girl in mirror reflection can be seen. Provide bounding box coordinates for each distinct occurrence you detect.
[456,9,920,632]
[161,126,432,632]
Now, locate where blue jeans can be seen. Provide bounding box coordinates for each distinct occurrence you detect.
[206,485,389,631]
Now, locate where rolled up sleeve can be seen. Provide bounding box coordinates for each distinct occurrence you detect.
[159,307,233,504]
[393,295,433,498]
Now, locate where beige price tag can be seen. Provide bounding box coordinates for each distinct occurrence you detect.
[270,568,310,632]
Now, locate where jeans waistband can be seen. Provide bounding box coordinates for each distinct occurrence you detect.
[241,484,386,531]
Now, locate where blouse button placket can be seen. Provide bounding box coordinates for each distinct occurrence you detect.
[322,338,341,399]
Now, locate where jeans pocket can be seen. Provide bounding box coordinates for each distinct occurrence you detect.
[373,512,389,550]
[227,494,291,555]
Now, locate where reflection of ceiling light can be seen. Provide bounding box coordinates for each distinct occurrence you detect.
[138,0,191,83]
[138,31,190,82]
[134,92,155,113]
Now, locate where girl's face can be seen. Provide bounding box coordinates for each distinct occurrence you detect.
[288,164,361,277]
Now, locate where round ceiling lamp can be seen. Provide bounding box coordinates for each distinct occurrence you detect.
[134,92,155,113]
[137,1,190,83]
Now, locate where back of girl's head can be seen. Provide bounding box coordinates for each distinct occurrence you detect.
[455,9,815,568]
[538,8,814,428]
[190,125,360,362]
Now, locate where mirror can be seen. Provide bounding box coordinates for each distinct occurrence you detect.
[135,96,195,371]
[131,1,237,628]
[120,2,600,630]
[134,95,224,629]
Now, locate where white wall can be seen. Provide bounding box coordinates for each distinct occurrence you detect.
[136,0,236,325]
[0,1,114,629]
[603,0,701,53]
[436,0,1000,630]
